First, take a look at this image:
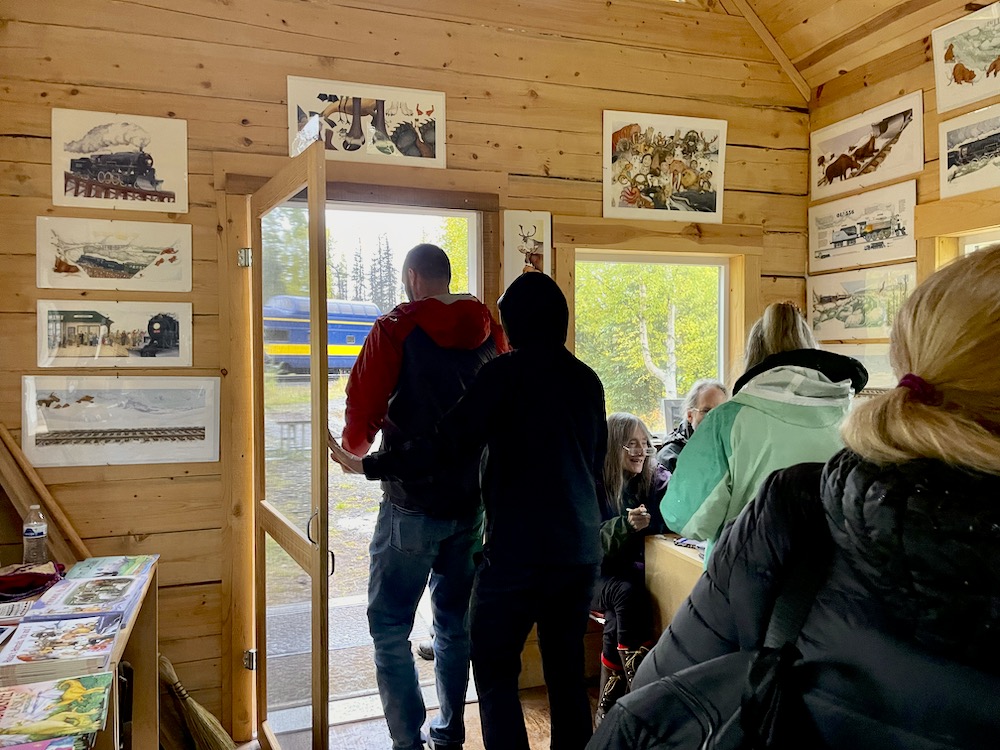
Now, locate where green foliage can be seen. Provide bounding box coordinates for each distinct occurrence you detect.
[575,261,721,432]
[261,207,311,302]
[435,216,471,294]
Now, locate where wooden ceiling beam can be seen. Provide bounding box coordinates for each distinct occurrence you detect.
[727,0,811,102]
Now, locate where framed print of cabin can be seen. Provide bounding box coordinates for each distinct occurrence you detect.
[51,109,189,213]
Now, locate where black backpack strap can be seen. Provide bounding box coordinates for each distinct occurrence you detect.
[762,555,830,649]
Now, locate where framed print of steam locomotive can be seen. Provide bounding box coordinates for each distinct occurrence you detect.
[22,375,220,467]
[287,76,446,168]
[51,108,188,213]
[932,3,1000,114]
[808,181,916,274]
[37,300,193,368]
[502,210,552,291]
[36,217,192,292]
[810,91,924,202]
[603,111,728,224]
[939,103,1000,200]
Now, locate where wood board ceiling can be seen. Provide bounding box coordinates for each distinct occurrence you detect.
[673,0,981,94]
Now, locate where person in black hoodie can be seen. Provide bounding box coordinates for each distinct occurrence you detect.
[614,246,1000,748]
[331,272,608,750]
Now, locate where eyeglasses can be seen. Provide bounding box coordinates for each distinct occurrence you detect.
[622,443,655,457]
[692,407,714,415]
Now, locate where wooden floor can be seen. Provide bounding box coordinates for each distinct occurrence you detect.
[237,686,592,749]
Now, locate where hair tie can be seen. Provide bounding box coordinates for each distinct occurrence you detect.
[898,373,943,406]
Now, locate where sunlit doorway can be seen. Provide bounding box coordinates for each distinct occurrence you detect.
[260,202,482,740]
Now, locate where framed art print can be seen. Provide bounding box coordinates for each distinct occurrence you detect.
[603,111,727,224]
[932,4,1000,114]
[807,262,917,341]
[502,210,552,291]
[810,91,923,202]
[51,108,188,212]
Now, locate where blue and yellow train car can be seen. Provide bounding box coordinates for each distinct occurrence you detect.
[262,295,381,373]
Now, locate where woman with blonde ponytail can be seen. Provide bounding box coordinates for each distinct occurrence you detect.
[615,247,1000,749]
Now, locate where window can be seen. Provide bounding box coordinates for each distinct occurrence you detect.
[345,335,355,344]
[575,253,726,434]
[959,227,1000,255]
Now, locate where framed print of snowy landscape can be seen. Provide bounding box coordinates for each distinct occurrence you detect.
[932,4,1000,114]
[807,262,917,341]
[51,108,188,213]
[810,91,924,202]
[37,300,193,368]
[22,376,220,467]
[808,181,916,273]
[822,343,894,389]
[36,217,192,292]
[603,110,727,224]
[939,103,1000,200]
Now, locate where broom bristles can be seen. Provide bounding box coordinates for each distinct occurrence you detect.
[159,654,237,750]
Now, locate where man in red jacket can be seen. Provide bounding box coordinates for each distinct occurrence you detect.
[340,243,507,750]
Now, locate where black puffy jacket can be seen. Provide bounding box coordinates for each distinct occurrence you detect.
[632,449,1000,749]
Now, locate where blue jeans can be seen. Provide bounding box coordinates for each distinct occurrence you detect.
[368,498,483,750]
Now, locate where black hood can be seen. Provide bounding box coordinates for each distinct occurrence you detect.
[733,348,868,395]
[498,272,569,349]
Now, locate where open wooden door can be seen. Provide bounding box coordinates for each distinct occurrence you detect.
[247,141,330,750]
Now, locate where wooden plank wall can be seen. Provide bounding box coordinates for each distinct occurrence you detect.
[0,0,809,730]
[811,4,1000,242]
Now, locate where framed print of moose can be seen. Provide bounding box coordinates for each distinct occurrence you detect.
[933,3,1000,114]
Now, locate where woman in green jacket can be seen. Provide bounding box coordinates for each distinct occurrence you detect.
[660,303,867,563]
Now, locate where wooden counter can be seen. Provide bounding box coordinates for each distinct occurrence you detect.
[645,534,704,635]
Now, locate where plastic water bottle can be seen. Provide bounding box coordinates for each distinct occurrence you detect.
[22,505,49,565]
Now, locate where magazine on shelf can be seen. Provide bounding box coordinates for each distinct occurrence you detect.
[0,737,93,749]
[0,604,32,628]
[0,672,111,747]
[64,556,157,581]
[22,577,142,623]
[0,615,120,687]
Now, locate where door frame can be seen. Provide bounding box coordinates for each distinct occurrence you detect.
[216,150,507,742]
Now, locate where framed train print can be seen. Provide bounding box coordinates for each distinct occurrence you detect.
[939,103,1000,200]
[37,300,193,368]
[22,376,220,467]
[51,108,189,213]
[810,91,924,202]
[932,4,1000,114]
[808,181,916,273]
[36,217,192,292]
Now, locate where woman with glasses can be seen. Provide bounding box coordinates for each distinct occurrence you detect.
[593,413,669,726]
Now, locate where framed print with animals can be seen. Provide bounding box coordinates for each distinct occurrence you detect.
[932,4,1000,114]
[808,181,916,274]
[807,262,917,341]
[51,108,188,213]
[810,91,924,202]
[22,376,220,467]
[287,76,445,168]
[36,216,192,292]
[502,211,552,291]
[939,103,1000,200]
[37,300,193,368]
[603,111,727,224]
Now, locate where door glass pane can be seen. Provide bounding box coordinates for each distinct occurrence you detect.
[264,537,314,742]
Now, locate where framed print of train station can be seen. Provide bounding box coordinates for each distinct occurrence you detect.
[808,181,916,273]
[22,375,219,467]
[810,91,923,202]
[51,108,189,213]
